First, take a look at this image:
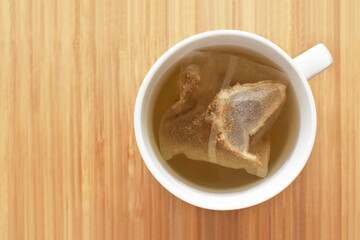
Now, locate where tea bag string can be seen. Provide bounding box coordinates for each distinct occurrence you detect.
[208,56,237,163]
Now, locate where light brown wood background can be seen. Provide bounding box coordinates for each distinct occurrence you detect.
[0,0,359,239]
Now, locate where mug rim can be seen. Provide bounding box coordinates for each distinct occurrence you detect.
[134,30,317,210]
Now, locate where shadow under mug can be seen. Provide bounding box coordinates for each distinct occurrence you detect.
[134,30,333,210]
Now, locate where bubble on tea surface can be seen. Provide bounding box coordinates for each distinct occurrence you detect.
[159,50,287,178]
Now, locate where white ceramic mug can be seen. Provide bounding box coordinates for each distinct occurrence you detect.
[134,30,333,210]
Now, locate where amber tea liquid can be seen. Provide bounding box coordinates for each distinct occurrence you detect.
[152,47,300,192]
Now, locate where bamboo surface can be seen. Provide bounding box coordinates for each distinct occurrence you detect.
[0,0,359,239]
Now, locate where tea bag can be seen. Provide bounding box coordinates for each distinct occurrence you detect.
[159,51,287,177]
[207,81,286,177]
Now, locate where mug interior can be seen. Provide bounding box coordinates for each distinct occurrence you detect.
[135,31,316,210]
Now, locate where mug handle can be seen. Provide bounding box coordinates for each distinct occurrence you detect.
[293,44,333,80]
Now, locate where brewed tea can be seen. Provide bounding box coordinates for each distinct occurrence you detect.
[153,47,299,191]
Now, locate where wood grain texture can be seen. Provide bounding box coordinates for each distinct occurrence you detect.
[0,0,359,239]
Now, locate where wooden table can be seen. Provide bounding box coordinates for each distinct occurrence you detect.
[1,0,359,239]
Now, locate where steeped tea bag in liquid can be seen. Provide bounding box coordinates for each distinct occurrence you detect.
[159,51,288,178]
